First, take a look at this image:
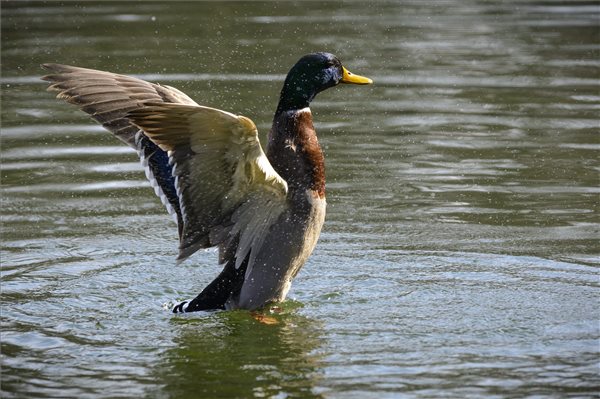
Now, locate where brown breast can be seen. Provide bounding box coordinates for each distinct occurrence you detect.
[267,108,326,199]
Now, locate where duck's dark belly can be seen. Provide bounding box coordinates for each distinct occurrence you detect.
[226,191,326,310]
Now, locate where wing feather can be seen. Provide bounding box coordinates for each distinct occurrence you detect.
[42,63,198,147]
[43,64,286,267]
[127,103,289,264]
[42,63,198,234]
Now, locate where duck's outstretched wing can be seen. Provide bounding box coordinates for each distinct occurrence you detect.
[41,63,198,147]
[127,103,289,264]
[41,63,196,233]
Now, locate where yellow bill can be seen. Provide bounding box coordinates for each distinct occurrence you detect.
[341,66,373,85]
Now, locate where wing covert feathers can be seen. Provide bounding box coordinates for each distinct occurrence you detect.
[127,102,289,263]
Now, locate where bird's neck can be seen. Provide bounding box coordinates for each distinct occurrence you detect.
[275,75,318,114]
[267,108,325,199]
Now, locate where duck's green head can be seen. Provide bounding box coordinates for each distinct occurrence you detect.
[277,52,372,112]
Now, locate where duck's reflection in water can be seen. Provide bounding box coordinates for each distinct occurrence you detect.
[155,307,326,398]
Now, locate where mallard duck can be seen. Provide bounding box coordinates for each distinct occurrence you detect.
[42,52,372,312]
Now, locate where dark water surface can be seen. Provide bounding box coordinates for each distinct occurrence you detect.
[1,1,599,398]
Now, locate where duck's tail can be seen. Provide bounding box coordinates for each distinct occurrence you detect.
[173,256,248,313]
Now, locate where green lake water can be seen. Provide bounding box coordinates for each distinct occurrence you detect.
[1,1,599,398]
